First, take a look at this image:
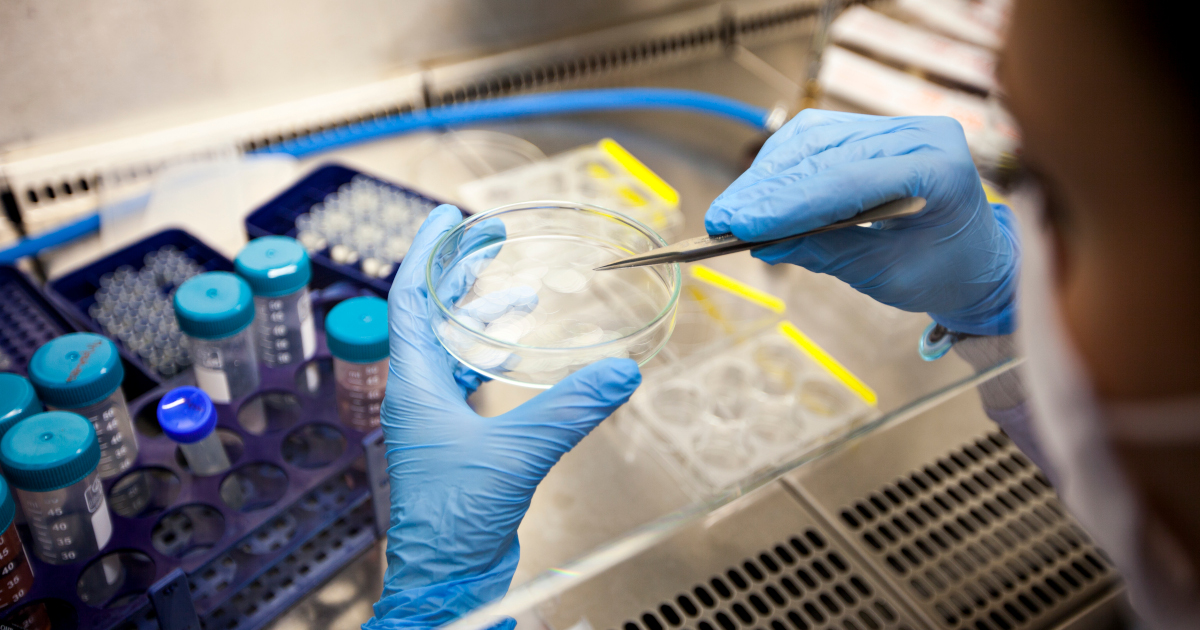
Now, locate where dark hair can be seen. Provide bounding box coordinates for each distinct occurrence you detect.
[1129,4,1199,108]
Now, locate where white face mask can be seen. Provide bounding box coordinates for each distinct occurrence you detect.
[1013,185,1200,629]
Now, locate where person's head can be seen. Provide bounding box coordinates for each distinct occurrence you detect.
[1000,0,1200,401]
[1000,0,1200,582]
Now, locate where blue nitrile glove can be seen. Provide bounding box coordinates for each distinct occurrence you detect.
[706,110,1019,336]
[365,205,642,628]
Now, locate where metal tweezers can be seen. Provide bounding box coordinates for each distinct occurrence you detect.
[595,196,927,271]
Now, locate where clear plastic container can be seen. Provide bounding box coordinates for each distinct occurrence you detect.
[427,201,681,388]
[630,324,874,495]
[0,476,35,606]
[27,333,137,479]
[174,272,260,403]
[0,412,112,565]
[235,236,317,368]
[404,130,546,203]
[458,138,685,239]
[325,297,388,431]
[157,386,231,476]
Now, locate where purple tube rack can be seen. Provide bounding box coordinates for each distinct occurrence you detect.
[0,265,157,403]
[0,265,77,375]
[3,234,390,630]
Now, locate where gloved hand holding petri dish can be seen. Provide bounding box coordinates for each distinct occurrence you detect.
[426,201,680,387]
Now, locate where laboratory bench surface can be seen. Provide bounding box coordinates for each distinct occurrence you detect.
[30,31,999,630]
[249,34,986,630]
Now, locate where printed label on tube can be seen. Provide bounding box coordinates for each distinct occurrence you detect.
[195,365,233,403]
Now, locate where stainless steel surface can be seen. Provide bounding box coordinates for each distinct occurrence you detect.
[493,378,1126,630]
[595,196,925,270]
[539,481,923,630]
[257,30,989,628]
[12,6,1067,628]
[785,389,1123,630]
[0,0,711,147]
[0,0,822,234]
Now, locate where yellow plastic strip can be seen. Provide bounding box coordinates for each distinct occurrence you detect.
[685,285,736,335]
[778,321,878,406]
[982,182,1008,205]
[690,265,786,313]
[599,138,681,207]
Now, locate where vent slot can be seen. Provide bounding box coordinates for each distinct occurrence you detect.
[14,100,419,215]
[736,4,822,39]
[239,103,416,153]
[838,432,1114,629]
[614,527,914,630]
[433,26,723,106]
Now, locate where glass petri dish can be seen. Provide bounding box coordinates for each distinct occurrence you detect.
[427,201,681,388]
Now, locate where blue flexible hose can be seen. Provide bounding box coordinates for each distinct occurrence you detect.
[0,88,771,261]
[255,88,771,157]
[0,213,101,265]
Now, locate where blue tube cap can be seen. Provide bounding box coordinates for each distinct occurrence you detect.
[28,333,124,409]
[157,386,218,444]
[0,411,101,492]
[174,272,255,340]
[0,477,15,532]
[235,236,312,298]
[325,296,389,363]
[0,373,43,439]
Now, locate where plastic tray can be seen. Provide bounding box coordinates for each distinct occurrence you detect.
[618,265,880,497]
[458,138,685,240]
[1,265,157,402]
[3,281,387,630]
[245,163,450,295]
[47,229,237,385]
[631,323,877,494]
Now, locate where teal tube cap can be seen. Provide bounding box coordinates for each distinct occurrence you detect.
[0,373,43,438]
[0,477,14,532]
[235,236,312,297]
[325,296,389,363]
[28,333,124,409]
[174,272,255,340]
[0,411,101,492]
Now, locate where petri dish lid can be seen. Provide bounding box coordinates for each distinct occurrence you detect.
[405,130,546,203]
[157,386,219,444]
[0,373,43,439]
[0,411,101,492]
[235,236,312,297]
[325,296,389,363]
[174,272,255,340]
[28,333,124,408]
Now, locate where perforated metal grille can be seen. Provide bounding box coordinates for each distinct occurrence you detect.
[432,25,725,106]
[835,432,1114,630]
[736,3,823,40]
[614,527,914,630]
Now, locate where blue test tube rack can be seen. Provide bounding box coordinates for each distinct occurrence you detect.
[4,229,393,630]
[245,163,452,295]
